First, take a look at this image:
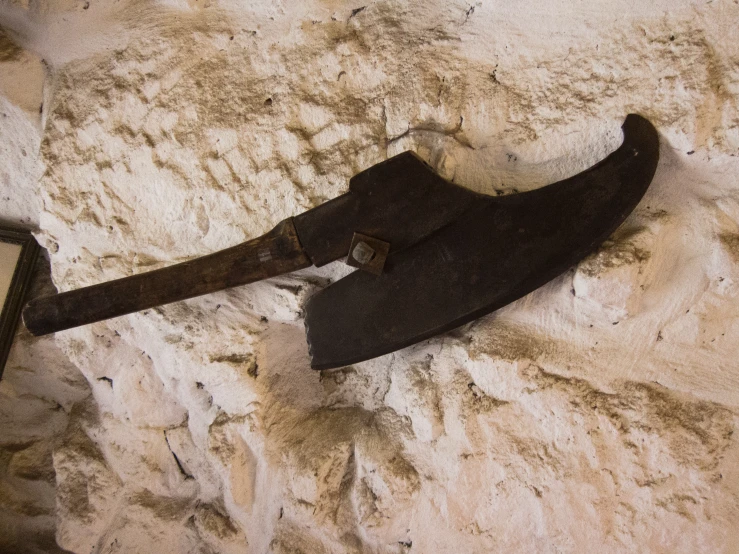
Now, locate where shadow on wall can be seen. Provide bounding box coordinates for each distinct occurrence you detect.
[0,250,91,554]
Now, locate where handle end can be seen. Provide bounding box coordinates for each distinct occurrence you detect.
[23,298,61,336]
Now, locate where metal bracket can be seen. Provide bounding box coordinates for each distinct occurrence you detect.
[345,233,390,275]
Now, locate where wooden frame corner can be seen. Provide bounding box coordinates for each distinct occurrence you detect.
[0,226,40,379]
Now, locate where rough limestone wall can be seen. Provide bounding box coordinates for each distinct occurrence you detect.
[0,19,91,554]
[1,0,739,552]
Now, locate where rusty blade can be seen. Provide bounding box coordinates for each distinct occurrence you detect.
[304,114,660,370]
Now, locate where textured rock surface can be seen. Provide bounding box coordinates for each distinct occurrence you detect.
[1,0,739,552]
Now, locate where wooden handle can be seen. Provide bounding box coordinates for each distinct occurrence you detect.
[23,218,311,336]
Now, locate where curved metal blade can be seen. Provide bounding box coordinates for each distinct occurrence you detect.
[305,114,660,370]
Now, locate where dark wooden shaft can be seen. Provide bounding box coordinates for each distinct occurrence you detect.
[23,218,311,336]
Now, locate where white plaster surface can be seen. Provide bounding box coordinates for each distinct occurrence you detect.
[1,0,739,552]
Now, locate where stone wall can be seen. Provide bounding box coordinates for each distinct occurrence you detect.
[1,0,738,552]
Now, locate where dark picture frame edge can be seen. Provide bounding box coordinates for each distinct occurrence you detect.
[0,225,40,380]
